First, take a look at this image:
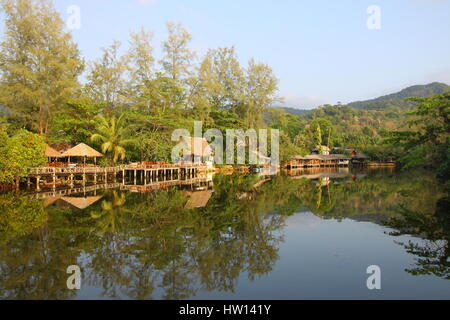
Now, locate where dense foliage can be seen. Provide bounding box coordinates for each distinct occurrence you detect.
[0,129,47,185]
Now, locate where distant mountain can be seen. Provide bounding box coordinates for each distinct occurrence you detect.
[278,106,312,117]
[348,82,450,110]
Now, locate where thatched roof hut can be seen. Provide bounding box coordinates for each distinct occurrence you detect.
[61,143,103,158]
[185,190,213,208]
[61,196,103,210]
[60,143,103,165]
[45,145,62,158]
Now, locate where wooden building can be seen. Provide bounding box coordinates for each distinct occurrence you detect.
[286,154,351,169]
[180,137,214,168]
[351,153,371,165]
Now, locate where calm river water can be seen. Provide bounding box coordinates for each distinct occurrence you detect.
[0,168,449,299]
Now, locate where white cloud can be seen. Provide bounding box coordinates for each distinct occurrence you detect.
[281,93,328,110]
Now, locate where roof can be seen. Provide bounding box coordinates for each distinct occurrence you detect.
[181,137,212,156]
[292,154,351,161]
[61,143,103,158]
[61,196,103,209]
[314,145,331,151]
[185,190,213,208]
[43,196,61,207]
[45,145,62,158]
[352,153,370,159]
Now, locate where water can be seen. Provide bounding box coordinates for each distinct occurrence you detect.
[0,168,449,300]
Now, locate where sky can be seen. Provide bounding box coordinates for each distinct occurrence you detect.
[1,0,450,109]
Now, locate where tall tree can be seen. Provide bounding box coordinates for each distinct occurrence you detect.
[243,58,279,128]
[160,22,195,84]
[127,27,155,89]
[85,41,129,116]
[0,0,83,135]
[197,47,244,111]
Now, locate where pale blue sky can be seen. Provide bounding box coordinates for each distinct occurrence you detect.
[2,0,450,108]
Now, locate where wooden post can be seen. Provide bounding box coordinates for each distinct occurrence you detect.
[36,176,41,191]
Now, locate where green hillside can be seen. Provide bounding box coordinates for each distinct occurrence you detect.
[278,106,312,117]
[348,82,449,110]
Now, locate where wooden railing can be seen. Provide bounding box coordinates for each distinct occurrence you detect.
[28,166,120,175]
[28,163,207,176]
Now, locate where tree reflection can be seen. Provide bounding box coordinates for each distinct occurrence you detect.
[0,169,449,299]
[386,195,450,279]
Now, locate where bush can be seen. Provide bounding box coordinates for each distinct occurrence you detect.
[0,129,47,184]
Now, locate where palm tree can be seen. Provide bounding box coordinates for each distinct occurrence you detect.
[90,191,128,234]
[91,115,135,165]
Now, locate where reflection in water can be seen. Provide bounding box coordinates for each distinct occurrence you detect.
[0,168,449,299]
[385,196,450,279]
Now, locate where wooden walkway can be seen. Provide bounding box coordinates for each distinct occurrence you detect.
[27,163,207,190]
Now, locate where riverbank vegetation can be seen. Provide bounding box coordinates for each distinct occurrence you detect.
[0,0,449,186]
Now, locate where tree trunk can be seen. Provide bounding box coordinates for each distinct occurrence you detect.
[39,105,44,135]
[14,176,20,192]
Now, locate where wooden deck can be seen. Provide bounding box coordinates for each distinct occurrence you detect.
[27,163,207,190]
[28,163,206,176]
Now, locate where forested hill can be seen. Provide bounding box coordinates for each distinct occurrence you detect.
[347,82,449,110]
[277,106,312,117]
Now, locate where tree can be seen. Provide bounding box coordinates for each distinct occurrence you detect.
[90,115,135,165]
[160,22,195,84]
[315,124,322,148]
[242,58,279,128]
[197,47,244,112]
[0,129,47,186]
[85,41,129,116]
[391,92,450,171]
[0,0,83,134]
[310,118,334,147]
[135,72,186,113]
[48,98,101,145]
[127,27,155,86]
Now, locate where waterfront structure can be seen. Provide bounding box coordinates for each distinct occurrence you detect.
[27,162,206,191]
[286,154,351,169]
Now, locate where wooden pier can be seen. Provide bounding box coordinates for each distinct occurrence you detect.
[27,163,207,191]
[285,154,351,169]
[31,175,213,200]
